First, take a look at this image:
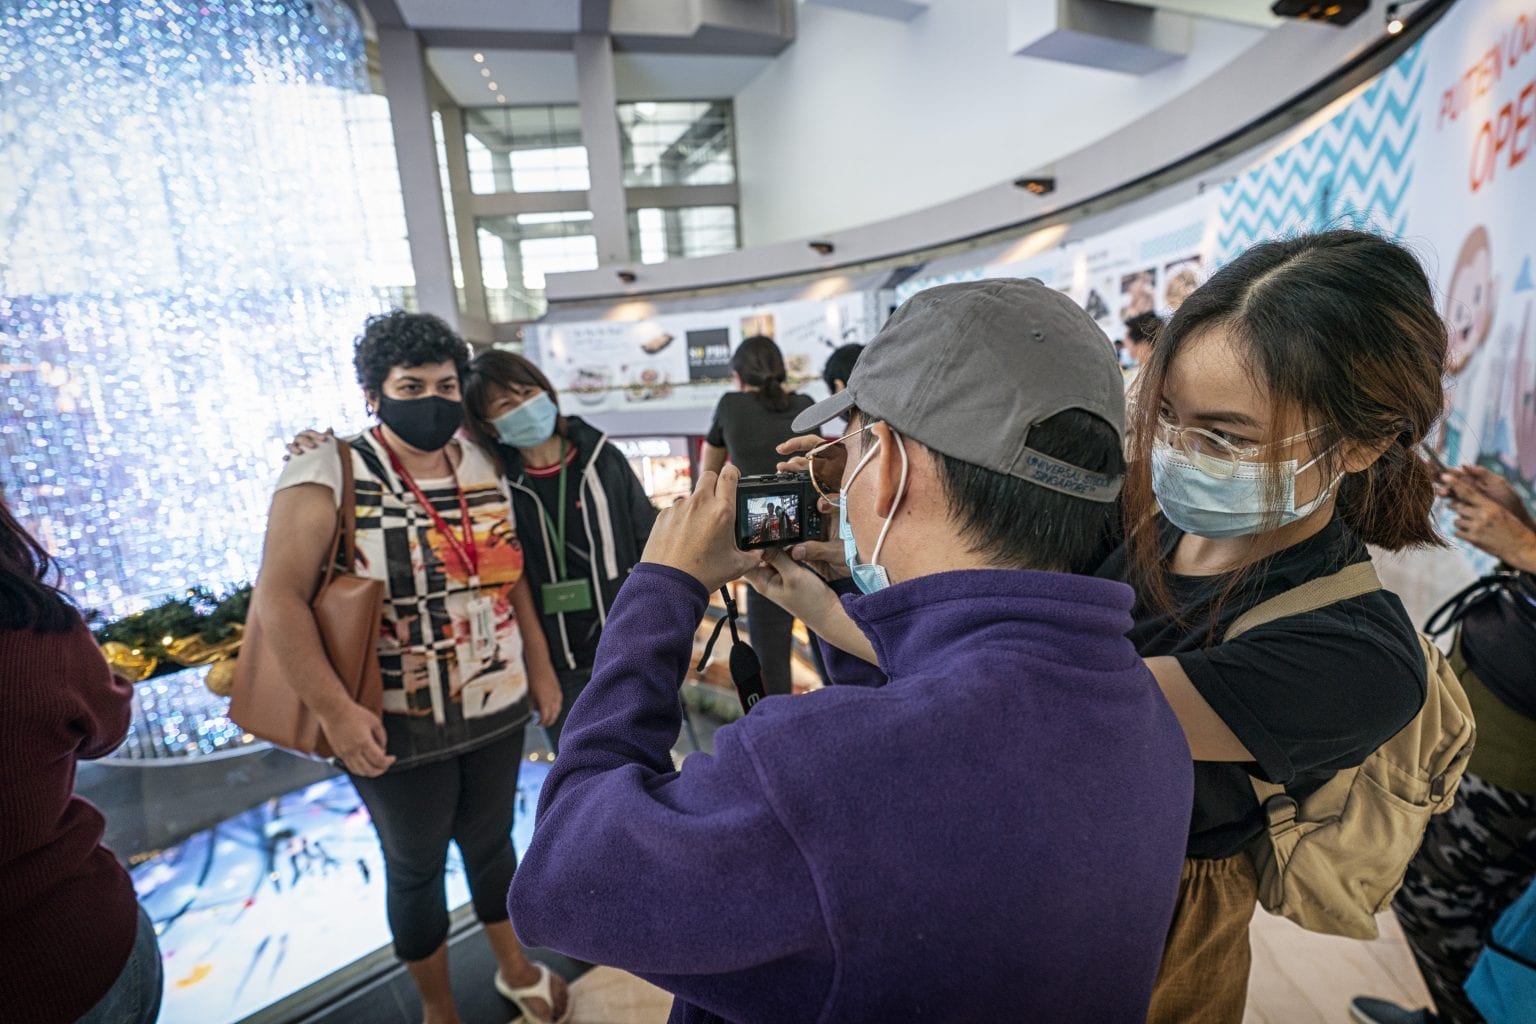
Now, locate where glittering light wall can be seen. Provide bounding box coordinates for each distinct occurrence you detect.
[1,0,413,613]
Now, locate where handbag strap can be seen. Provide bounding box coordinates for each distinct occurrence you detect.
[318,439,358,590]
[1222,560,1384,808]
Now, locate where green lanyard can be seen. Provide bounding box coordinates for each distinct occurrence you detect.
[538,441,572,580]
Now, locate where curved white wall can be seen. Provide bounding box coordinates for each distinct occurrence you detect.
[544,4,1402,304]
[733,0,1266,245]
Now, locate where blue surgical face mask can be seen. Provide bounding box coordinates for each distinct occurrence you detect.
[492,393,558,449]
[838,427,908,594]
[1150,438,1338,540]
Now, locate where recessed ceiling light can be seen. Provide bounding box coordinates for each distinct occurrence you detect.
[480,68,490,77]
[497,95,506,103]
[473,53,484,62]
[488,82,498,90]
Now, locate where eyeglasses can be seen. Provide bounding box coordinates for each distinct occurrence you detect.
[805,423,874,508]
[1156,417,1326,479]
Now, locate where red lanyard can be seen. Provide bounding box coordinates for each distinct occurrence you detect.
[373,428,480,581]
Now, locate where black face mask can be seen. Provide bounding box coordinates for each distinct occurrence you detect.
[376,394,463,452]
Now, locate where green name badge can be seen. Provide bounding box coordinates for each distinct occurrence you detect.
[541,579,594,614]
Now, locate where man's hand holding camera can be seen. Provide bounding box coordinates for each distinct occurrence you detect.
[774,433,849,576]
[643,465,761,591]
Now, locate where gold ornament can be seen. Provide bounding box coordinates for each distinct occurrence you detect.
[165,626,243,667]
[204,658,238,697]
[101,642,158,682]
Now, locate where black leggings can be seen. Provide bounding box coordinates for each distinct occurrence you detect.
[746,587,795,697]
[349,729,526,962]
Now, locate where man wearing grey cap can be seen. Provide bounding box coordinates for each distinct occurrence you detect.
[509,280,1195,1024]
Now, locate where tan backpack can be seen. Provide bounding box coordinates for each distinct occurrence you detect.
[1224,560,1476,940]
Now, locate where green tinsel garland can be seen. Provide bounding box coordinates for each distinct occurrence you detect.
[91,585,253,663]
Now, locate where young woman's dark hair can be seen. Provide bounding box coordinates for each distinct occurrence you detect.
[1124,229,1448,618]
[1123,311,1164,346]
[822,343,864,393]
[732,335,791,413]
[0,494,74,632]
[463,350,568,453]
[352,310,472,397]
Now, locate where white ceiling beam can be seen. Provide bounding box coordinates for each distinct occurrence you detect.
[1124,0,1282,29]
[800,0,928,22]
[1010,0,1192,75]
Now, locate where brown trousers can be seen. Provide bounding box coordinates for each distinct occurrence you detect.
[1146,852,1260,1024]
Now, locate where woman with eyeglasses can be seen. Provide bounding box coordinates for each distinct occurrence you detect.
[757,231,1447,1023]
[1093,230,1447,1023]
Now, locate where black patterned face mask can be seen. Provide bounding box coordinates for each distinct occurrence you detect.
[376,394,463,452]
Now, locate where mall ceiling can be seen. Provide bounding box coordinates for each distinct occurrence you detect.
[359,0,1291,108]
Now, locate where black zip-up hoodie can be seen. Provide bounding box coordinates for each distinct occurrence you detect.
[499,415,658,671]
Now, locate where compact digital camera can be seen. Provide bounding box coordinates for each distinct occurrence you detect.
[734,472,826,551]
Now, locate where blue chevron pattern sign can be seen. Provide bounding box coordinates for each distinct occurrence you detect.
[1216,41,1426,265]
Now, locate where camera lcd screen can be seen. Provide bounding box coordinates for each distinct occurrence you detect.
[736,491,806,550]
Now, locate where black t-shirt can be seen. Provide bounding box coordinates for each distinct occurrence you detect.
[707,391,817,477]
[1095,516,1426,859]
[526,451,602,666]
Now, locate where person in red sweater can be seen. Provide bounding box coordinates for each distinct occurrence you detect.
[0,496,161,1024]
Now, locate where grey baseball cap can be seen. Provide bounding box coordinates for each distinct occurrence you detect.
[792,278,1125,502]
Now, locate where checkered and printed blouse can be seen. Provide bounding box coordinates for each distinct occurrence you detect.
[275,433,531,769]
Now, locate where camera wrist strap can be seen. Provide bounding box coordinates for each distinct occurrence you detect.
[695,587,766,714]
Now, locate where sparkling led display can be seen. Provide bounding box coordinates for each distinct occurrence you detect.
[0,0,413,615]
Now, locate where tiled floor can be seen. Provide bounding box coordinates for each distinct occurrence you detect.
[1247,909,1433,1023]
[563,968,674,1024]
[563,911,1435,1024]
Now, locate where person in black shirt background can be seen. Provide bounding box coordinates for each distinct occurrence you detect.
[1095,231,1446,1024]
[822,343,864,398]
[464,351,657,751]
[701,335,814,695]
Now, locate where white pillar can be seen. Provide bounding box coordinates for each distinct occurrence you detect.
[574,34,631,266]
[376,27,459,326]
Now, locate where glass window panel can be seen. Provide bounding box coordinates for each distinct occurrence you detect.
[431,112,465,306]
[625,206,738,264]
[549,104,585,135]
[636,207,667,265]
[465,105,587,194]
[477,212,597,321]
[465,133,497,194]
[519,235,599,291]
[618,100,736,187]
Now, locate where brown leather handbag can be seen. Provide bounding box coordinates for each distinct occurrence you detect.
[230,439,385,759]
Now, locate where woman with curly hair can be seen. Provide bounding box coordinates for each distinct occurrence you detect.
[254,311,570,1023]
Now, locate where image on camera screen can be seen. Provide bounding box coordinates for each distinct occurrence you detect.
[737,492,803,550]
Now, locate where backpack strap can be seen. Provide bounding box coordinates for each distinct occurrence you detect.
[1224,560,1384,642]
[1222,560,1385,811]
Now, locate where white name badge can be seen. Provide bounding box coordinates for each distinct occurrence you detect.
[466,595,497,660]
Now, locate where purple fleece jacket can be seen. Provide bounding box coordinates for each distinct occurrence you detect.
[509,563,1193,1024]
